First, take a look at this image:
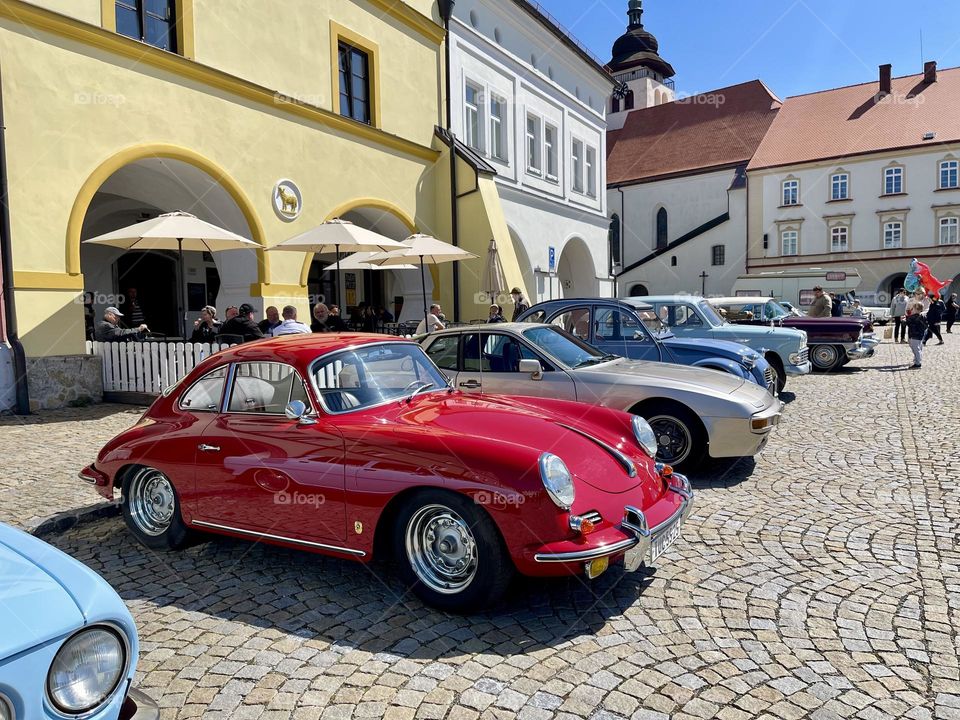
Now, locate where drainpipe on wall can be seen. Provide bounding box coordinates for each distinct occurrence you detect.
[617,186,626,298]
[0,61,30,415]
[439,0,461,322]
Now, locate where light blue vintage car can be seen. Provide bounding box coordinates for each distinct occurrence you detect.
[643,295,811,393]
[0,522,157,720]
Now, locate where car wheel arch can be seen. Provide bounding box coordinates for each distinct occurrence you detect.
[691,358,747,378]
[629,398,706,436]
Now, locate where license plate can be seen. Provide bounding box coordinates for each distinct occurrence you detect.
[650,518,682,562]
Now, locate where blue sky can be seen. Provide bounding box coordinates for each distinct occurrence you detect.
[536,0,960,99]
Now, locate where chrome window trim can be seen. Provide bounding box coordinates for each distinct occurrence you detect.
[221,361,312,417]
[177,365,230,413]
[45,622,130,720]
[191,520,366,557]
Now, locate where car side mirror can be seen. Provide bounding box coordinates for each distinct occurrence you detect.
[633,331,646,341]
[285,400,317,425]
[518,358,543,380]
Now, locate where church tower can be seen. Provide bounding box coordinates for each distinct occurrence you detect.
[607,0,676,130]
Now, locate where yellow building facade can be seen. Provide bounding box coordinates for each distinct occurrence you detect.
[0,0,526,406]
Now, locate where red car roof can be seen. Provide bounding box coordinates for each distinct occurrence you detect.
[208,333,409,364]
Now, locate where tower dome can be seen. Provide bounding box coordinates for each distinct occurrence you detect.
[609,0,675,78]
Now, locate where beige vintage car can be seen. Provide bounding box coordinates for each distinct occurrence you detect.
[421,323,783,471]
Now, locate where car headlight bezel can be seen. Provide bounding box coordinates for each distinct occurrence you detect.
[631,416,658,458]
[46,625,128,717]
[0,693,13,720]
[538,452,575,510]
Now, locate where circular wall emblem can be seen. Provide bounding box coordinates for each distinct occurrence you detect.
[272,179,302,222]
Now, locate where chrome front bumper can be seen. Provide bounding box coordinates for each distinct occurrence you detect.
[844,343,875,360]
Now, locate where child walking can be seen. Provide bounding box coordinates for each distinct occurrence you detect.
[905,302,927,369]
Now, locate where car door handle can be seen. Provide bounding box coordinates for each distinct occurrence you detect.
[459,380,481,389]
[198,444,220,453]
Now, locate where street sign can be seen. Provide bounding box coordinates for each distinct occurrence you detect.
[548,246,556,273]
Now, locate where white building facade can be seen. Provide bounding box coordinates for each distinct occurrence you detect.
[449,0,615,302]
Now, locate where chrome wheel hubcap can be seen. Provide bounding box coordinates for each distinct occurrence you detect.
[648,415,693,465]
[813,346,838,368]
[128,468,175,536]
[405,504,478,594]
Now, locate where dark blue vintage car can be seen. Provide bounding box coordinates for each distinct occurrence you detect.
[518,298,776,394]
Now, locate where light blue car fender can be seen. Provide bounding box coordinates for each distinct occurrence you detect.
[689,356,751,379]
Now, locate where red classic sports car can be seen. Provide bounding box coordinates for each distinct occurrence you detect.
[80,335,693,611]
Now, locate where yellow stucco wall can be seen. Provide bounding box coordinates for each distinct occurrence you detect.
[0,2,444,356]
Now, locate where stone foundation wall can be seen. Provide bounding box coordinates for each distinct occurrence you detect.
[26,355,103,411]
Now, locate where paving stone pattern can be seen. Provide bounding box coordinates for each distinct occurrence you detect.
[4,340,958,719]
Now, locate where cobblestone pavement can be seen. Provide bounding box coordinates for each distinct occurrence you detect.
[6,339,959,719]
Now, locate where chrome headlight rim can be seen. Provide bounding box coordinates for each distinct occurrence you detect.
[631,416,658,458]
[538,452,575,510]
[46,624,129,718]
[0,692,13,720]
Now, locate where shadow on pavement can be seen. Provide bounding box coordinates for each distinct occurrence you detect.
[0,403,146,426]
[47,515,660,660]
[687,456,757,488]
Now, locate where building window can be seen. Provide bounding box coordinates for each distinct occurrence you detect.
[464,83,482,151]
[611,96,620,113]
[670,255,677,267]
[571,139,584,193]
[544,124,558,179]
[830,225,849,252]
[656,208,668,250]
[940,160,959,189]
[608,215,621,272]
[884,166,903,195]
[883,221,903,249]
[526,115,542,174]
[489,95,506,162]
[711,244,725,266]
[781,179,799,206]
[781,230,798,256]
[586,146,597,197]
[831,173,849,200]
[116,0,178,52]
[939,217,959,245]
[338,42,371,124]
[624,90,635,110]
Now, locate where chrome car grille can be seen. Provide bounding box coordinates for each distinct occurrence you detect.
[764,367,776,392]
[796,348,809,365]
[581,510,603,524]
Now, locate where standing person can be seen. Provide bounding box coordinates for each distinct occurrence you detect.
[95,306,148,342]
[190,305,220,342]
[889,288,908,343]
[830,293,844,317]
[808,286,831,318]
[487,304,506,323]
[258,305,281,335]
[926,294,945,345]
[272,305,311,335]
[218,303,264,342]
[415,304,446,335]
[905,303,927,368]
[121,287,146,328]
[945,293,958,333]
[510,287,529,321]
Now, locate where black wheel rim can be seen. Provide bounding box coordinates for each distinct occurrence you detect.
[647,415,693,465]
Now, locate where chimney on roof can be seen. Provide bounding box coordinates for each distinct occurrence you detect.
[879,64,892,96]
[924,60,937,84]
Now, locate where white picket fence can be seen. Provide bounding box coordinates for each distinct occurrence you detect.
[85,341,232,395]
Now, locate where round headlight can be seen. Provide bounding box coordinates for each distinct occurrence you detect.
[538,453,575,510]
[632,416,658,458]
[0,694,12,720]
[47,626,126,715]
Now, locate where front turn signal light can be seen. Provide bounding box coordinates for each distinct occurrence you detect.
[751,417,771,430]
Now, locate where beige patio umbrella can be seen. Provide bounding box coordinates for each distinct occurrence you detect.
[480,238,508,305]
[368,234,478,327]
[320,251,416,273]
[267,218,407,306]
[83,211,259,337]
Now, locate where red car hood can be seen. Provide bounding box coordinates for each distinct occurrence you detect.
[385,392,658,499]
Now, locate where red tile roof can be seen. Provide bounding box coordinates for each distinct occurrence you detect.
[607,80,781,186]
[749,66,960,171]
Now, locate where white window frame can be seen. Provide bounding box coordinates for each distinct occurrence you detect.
[526,113,542,175]
[585,145,597,197]
[782,179,799,206]
[939,216,959,245]
[489,93,507,162]
[831,173,849,201]
[464,81,483,152]
[781,229,798,256]
[571,139,584,194]
[830,225,849,252]
[940,160,959,190]
[544,123,558,181]
[884,166,903,195]
[883,221,903,249]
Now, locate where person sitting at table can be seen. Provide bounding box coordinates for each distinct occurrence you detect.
[95,306,148,342]
[258,305,281,335]
[272,305,311,336]
[218,303,264,343]
[312,303,347,332]
[190,305,220,342]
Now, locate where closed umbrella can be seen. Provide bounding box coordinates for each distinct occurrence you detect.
[368,234,478,328]
[267,218,407,307]
[480,238,508,305]
[83,211,259,337]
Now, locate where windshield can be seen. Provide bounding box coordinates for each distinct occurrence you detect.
[311,343,449,413]
[698,301,726,327]
[521,326,614,369]
[761,300,791,320]
[636,308,669,335]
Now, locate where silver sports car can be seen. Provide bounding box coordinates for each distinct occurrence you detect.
[421,323,783,471]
